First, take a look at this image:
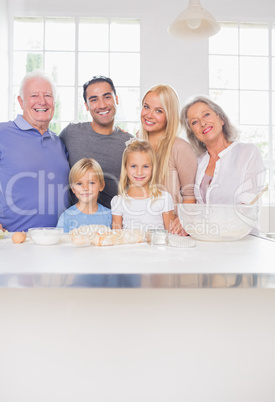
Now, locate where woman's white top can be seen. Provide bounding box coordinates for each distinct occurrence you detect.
[195,142,266,204]
[111,191,174,231]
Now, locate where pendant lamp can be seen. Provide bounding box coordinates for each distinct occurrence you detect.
[168,0,220,40]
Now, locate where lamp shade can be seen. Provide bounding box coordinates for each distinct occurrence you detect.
[168,0,220,40]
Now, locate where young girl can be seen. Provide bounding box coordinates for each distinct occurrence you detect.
[57,158,112,232]
[111,139,176,232]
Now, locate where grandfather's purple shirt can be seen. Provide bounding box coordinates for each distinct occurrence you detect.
[0,115,70,231]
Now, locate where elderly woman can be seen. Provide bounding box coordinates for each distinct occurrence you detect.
[180,95,266,204]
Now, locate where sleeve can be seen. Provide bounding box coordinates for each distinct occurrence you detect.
[239,145,266,204]
[106,209,112,228]
[110,196,123,216]
[173,139,198,199]
[56,211,67,231]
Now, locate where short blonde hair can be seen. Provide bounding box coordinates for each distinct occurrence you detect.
[139,84,180,186]
[119,139,161,199]
[69,158,105,188]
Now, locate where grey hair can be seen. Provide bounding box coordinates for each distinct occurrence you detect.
[19,69,57,102]
[180,95,239,155]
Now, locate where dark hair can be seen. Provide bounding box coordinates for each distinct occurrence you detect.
[83,75,116,102]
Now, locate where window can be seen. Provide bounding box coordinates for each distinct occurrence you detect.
[12,17,140,134]
[209,22,274,202]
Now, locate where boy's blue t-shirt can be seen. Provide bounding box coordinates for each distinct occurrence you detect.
[57,203,112,233]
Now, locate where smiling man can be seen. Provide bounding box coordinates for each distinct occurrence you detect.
[59,76,133,209]
[0,70,70,232]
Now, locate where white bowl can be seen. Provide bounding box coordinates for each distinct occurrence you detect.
[177,204,259,242]
[28,227,64,245]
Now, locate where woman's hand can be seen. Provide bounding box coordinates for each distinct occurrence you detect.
[169,216,188,237]
[0,223,6,232]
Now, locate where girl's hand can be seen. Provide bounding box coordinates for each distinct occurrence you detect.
[112,215,123,230]
[169,216,188,237]
[0,223,6,232]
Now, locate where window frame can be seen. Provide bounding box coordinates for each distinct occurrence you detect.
[209,21,274,203]
[10,16,141,133]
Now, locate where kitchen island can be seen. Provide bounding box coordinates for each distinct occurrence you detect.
[0,234,275,401]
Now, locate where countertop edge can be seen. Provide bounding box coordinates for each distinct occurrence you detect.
[1,273,275,289]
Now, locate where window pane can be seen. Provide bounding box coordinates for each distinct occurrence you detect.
[209,55,238,89]
[273,59,275,91]
[49,121,62,134]
[79,19,109,51]
[240,91,269,125]
[116,87,140,122]
[115,121,139,136]
[12,86,21,118]
[110,53,140,86]
[209,23,238,55]
[209,89,239,124]
[240,56,269,90]
[55,87,75,121]
[14,18,43,50]
[78,88,91,121]
[110,19,140,51]
[273,25,275,55]
[45,18,75,51]
[239,125,269,159]
[240,23,268,56]
[13,52,43,85]
[45,52,75,85]
[78,53,109,86]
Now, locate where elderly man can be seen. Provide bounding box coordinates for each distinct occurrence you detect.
[59,75,133,209]
[0,70,70,232]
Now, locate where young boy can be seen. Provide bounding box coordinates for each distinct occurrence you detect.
[57,158,112,232]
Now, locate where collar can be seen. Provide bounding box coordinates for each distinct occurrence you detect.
[14,114,51,137]
[218,141,237,158]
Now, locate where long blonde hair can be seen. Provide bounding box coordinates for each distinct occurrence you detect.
[140,84,180,187]
[119,139,161,199]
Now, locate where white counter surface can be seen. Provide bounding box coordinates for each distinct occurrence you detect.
[1,233,274,288]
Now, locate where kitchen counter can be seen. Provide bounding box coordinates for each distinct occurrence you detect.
[1,233,274,288]
[1,233,275,401]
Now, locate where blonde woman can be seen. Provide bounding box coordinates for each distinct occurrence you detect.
[139,84,197,233]
[111,139,176,233]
